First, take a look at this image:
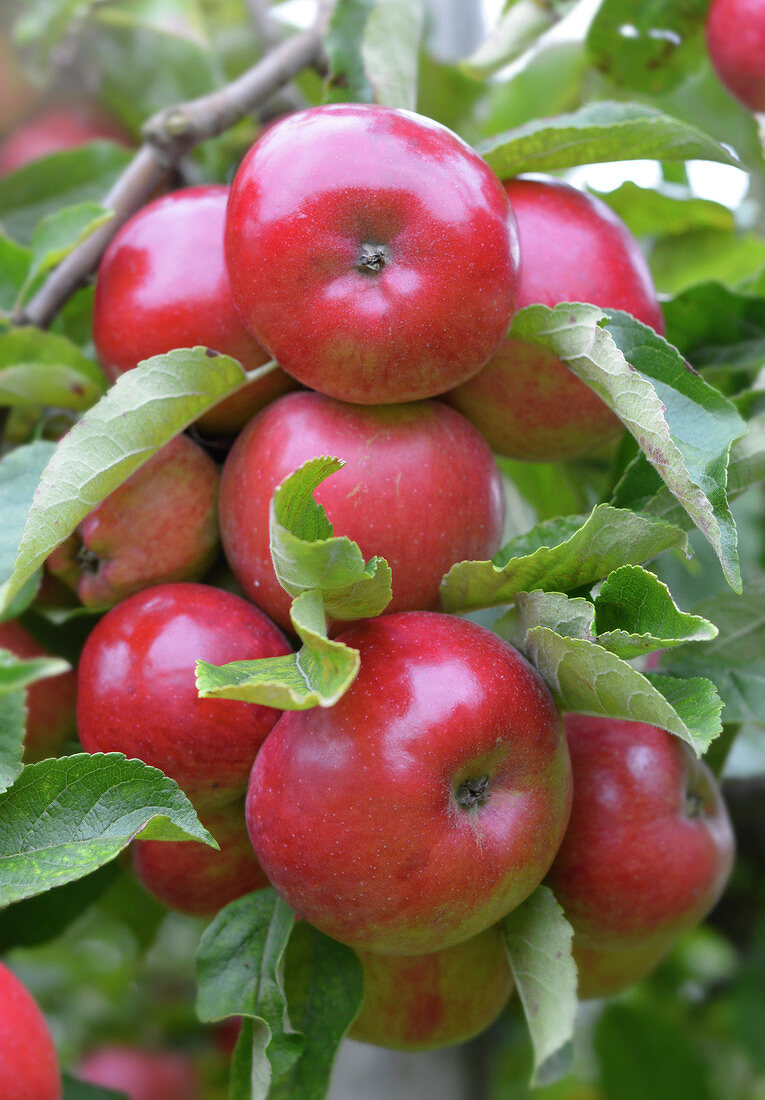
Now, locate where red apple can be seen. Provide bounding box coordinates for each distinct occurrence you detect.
[350,924,513,1050]
[47,434,220,608]
[76,1045,199,1100]
[219,392,506,631]
[246,611,571,955]
[93,186,296,435]
[546,714,735,994]
[0,620,77,763]
[77,582,291,807]
[706,0,765,112]
[447,177,665,462]
[0,103,129,175]
[573,939,672,1001]
[224,103,520,405]
[0,962,61,1100]
[132,798,268,916]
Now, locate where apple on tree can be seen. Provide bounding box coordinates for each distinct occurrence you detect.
[246,610,572,956]
[0,103,130,175]
[447,176,666,462]
[224,103,521,405]
[92,185,296,435]
[706,0,765,113]
[545,714,735,999]
[219,391,506,631]
[47,433,221,609]
[0,962,61,1100]
[0,619,77,762]
[76,1044,199,1100]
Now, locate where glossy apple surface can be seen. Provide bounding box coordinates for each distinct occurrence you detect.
[546,714,735,961]
[0,620,76,762]
[47,434,220,608]
[706,0,765,112]
[0,962,61,1100]
[219,392,506,631]
[350,924,513,1050]
[247,612,571,955]
[0,103,129,174]
[93,186,296,434]
[132,799,268,916]
[77,582,291,806]
[225,104,520,404]
[448,177,665,461]
[76,1045,199,1100]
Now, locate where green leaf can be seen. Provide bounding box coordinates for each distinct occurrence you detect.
[196,589,360,710]
[650,229,765,297]
[0,143,132,245]
[361,0,425,112]
[662,281,765,373]
[0,232,32,312]
[17,202,113,306]
[0,441,56,621]
[0,649,71,697]
[498,591,723,753]
[0,752,214,906]
[0,328,106,410]
[0,691,26,797]
[270,457,393,620]
[440,503,686,613]
[325,0,374,102]
[197,889,301,1098]
[511,303,746,591]
[271,923,364,1100]
[496,457,590,522]
[593,565,719,657]
[592,183,734,240]
[0,862,118,952]
[62,1076,127,1100]
[0,347,257,612]
[658,577,765,726]
[461,0,570,80]
[478,101,741,177]
[501,886,576,1088]
[586,0,707,94]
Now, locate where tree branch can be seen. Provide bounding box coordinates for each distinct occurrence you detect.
[246,0,280,52]
[17,1,335,331]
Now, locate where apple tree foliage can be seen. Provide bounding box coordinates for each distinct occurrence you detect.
[0,0,764,1097]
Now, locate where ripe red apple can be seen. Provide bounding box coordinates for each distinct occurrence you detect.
[447,177,665,462]
[0,103,129,175]
[224,103,520,405]
[77,582,291,807]
[706,0,765,112]
[350,924,513,1050]
[0,961,61,1100]
[76,1045,199,1100]
[219,392,506,631]
[0,620,77,763]
[93,185,296,435]
[546,714,735,995]
[47,434,220,608]
[573,939,672,1001]
[132,799,268,916]
[246,611,572,955]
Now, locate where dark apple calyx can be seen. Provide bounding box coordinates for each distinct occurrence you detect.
[356,242,391,275]
[75,543,100,574]
[455,774,491,811]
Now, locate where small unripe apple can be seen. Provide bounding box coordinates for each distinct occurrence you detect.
[706,0,765,112]
[546,714,734,995]
[0,620,76,762]
[219,392,506,631]
[225,103,520,405]
[247,611,571,955]
[0,961,61,1100]
[132,799,268,916]
[77,582,291,807]
[447,177,665,462]
[47,434,220,608]
[0,103,129,174]
[76,1045,199,1100]
[93,186,296,435]
[350,924,513,1050]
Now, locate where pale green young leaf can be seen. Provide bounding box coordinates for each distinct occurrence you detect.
[0,649,71,697]
[18,202,113,305]
[0,232,31,311]
[0,752,214,905]
[0,328,106,410]
[0,441,56,621]
[592,183,734,240]
[0,348,262,612]
[362,0,425,111]
[478,101,741,178]
[502,886,576,1087]
[461,0,563,80]
[440,503,686,613]
[196,589,360,710]
[0,692,26,797]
